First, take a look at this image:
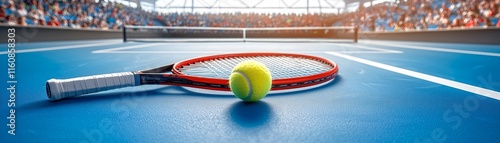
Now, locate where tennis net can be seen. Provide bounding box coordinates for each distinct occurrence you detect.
[123,26,358,43]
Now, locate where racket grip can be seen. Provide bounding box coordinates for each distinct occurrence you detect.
[46,72,138,101]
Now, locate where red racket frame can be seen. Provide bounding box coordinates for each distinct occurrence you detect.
[156,52,338,91]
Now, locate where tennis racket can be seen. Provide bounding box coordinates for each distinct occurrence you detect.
[46,53,338,101]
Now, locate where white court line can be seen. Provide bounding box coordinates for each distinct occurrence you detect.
[128,38,353,42]
[363,42,500,57]
[338,51,402,54]
[325,51,500,101]
[92,50,396,54]
[94,50,323,54]
[93,42,401,54]
[329,43,403,53]
[0,42,121,54]
[92,43,164,53]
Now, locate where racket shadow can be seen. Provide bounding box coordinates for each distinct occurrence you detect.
[24,76,342,109]
[22,86,233,109]
[267,75,343,97]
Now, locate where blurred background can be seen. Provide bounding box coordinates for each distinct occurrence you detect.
[2,0,498,31]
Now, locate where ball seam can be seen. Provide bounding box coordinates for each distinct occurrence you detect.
[233,70,253,100]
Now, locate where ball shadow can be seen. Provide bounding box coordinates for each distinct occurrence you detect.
[228,101,273,128]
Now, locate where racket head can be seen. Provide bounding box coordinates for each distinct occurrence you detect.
[168,52,338,91]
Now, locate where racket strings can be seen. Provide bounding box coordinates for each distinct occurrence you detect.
[262,56,327,79]
[200,61,223,78]
[212,58,233,76]
[179,56,333,79]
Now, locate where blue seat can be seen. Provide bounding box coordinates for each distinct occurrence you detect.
[449,15,456,20]
[491,18,499,25]
[153,20,163,26]
[26,18,33,25]
[62,15,71,20]
[5,9,12,15]
[107,17,116,23]
[428,24,438,29]
[393,15,398,21]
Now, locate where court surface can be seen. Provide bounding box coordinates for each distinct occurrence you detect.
[2,39,500,142]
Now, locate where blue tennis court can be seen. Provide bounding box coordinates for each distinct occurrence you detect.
[1,39,500,142]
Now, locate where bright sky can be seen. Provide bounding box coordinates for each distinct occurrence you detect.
[108,0,392,14]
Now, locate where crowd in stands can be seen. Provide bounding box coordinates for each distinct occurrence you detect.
[159,13,339,28]
[1,0,499,32]
[155,13,342,34]
[0,0,158,29]
[351,0,500,31]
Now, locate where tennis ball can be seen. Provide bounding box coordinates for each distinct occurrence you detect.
[229,60,272,102]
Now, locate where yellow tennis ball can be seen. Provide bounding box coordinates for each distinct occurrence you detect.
[229,60,272,102]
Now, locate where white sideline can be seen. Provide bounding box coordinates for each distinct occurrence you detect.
[92,50,398,54]
[364,42,500,57]
[93,42,403,54]
[92,43,163,53]
[328,43,403,53]
[325,51,500,101]
[0,42,121,54]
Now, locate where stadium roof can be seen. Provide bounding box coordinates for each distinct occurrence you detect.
[114,0,390,13]
[343,0,375,4]
[121,0,158,4]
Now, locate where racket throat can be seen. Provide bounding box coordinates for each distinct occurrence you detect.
[140,74,183,84]
[140,64,175,73]
[139,74,230,90]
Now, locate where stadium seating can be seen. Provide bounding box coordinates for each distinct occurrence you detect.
[3,0,499,31]
[354,0,500,31]
[2,0,159,29]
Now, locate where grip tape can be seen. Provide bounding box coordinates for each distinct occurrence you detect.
[46,72,137,101]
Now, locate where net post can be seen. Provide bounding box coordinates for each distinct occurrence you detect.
[123,26,127,42]
[354,26,358,43]
[243,29,246,42]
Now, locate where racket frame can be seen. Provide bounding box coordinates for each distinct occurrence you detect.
[46,52,338,101]
[139,52,338,91]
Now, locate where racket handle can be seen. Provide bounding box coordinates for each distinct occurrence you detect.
[46,72,138,101]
